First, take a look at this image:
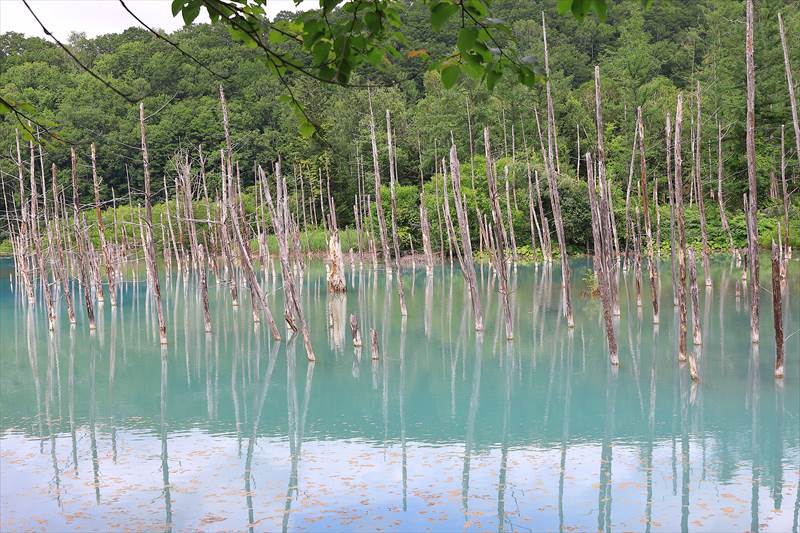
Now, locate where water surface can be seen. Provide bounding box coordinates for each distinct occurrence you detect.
[1,257,798,531]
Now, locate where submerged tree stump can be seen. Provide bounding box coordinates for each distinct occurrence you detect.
[370,329,379,360]
[350,314,362,347]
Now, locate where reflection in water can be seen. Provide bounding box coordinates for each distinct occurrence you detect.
[244,341,279,533]
[160,346,172,533]
[0,258,798,532]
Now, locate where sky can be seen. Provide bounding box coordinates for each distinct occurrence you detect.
[0,0,314,40]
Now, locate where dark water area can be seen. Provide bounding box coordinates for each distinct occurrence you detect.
[1,256,798,531]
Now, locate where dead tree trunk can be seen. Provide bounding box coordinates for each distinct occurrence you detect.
[778,12,800,172]
[586,153,619,366]
[50,163,76,324]
[687,248,701,382]
[525,160,544,261]
[535,108,574,328]
[674,94,689,363]
[666,114,678,307]
[694,82,712,288]
[91,143,117,306]
[637,107,659,324]
[594,66,619,315]
[198,244,212,333]
[386,110,407,315]
[219,86,281,339]
[484,127,513,340]
[263,163,315,360]
[370,328,379,360]
[780,125,790,256]
[688,248,702,346]
[745,0,760,344]
[139,102,168,345]
[717,122,735,254]
[76,214,96,332]
[772,243,784,378]
[350,314,362,347]
[368,92,392,271]
[450,143,484,331]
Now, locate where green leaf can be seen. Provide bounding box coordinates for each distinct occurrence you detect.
[366,47,384,66]
[312,41,330,65]
[268,29,287,45]
[486,68,501,91]
[431,2,458,31]
[457,27,478,54]
[441,64,461,88]
[364,11,381,33]
[181,1,200,25]
[171,0,184,17]
[299,118,315,138]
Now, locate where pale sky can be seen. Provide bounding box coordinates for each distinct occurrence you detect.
[0,0,315,40]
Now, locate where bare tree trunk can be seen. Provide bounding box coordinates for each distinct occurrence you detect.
[327,196,347,293]
[525,160,543,261]
[535,108,574,328]
[666,114,678,307]
[50,163,76,324]
[586,153,619,366]
[386,111,407,315]
[694,82,712,288]
[780,125,790,256]
[674,94,689,363]
[688,248,702,346]
[717,122,735,254]
[484,127,513,340]
[594,66,619,315]
[76,214,96,332]
[15,131,34,304]
[637,107,659,324]
[198,244,212,334]
[350,314,362,347]
[503,166,518,264]
[778,12,800,171]
[772,243,784,378]
[745,0,760,344]
[91,143,117,306]
[367,92,392,271]
[139,102,168,345]
[687,248,701,382]
[219,86,281,339]
[533,169,552,262]
[450,143,484,331]
[262,163,315,360]
[370,328,379,360]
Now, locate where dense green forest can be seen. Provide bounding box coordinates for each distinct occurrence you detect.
[1,0,799,252]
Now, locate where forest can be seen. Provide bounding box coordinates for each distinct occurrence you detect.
[1,0,799,254]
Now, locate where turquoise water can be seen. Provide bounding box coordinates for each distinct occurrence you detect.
[1,257,798,531]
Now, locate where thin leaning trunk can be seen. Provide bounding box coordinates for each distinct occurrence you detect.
[637,107,659,324]
[778,12,800,173]
[139,102,167,345]
[586,153,618,366]
[674,94,689,363]
[687,248,701,382]
[484,127,513,340]
[745,0,760,344]
[450,143,483,331]
[367,92,392,271]
[386,111,407,316]
[771,243,784,378]
[694,82,711,288]
[717,122,735,254]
